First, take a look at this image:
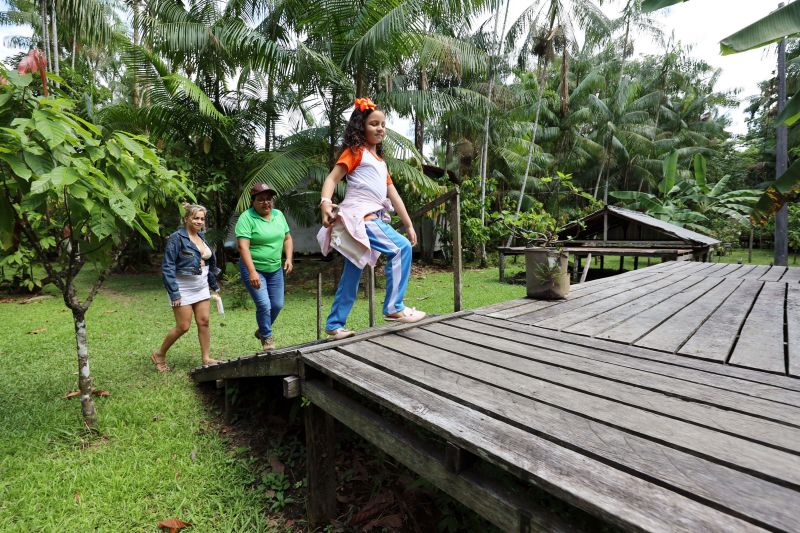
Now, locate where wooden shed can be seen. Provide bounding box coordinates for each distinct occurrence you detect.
[558,205,719,265]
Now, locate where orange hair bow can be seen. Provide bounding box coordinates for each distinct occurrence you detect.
[354,97,377,112]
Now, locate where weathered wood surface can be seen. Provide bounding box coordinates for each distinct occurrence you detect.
[498,261,800,376]
[302,348,773,533]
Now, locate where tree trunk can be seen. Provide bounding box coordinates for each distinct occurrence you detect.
[41,0,51,69]
[51,0,60,77]
[478,0,511,267]
[72,307,97,427]
[328,91,337,169]
[132,0,141,107]
[414,71,428,155]
[266,73,274,151]
[775,31,789,266]
[559,46,569,118]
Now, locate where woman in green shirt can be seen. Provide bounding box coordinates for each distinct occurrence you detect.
[236,183,293,350]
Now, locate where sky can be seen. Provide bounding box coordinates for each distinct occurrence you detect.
[0,0,784,138]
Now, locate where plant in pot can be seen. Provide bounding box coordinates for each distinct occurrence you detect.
[496,211,570,299]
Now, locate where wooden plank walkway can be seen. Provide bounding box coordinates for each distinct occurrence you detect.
[192,261,800,532]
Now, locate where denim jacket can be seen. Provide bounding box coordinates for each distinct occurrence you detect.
[161,228,220,301]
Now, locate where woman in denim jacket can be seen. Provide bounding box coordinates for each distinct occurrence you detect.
[151,203,222,371]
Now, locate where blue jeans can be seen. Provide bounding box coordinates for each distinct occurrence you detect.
[239,261,284,339]
[325,219,412,332]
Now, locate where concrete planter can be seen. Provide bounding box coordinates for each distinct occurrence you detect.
[525,247,570,300]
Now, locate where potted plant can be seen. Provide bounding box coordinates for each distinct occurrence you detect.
[497,211,570,299]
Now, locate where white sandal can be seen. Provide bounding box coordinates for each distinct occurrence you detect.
[326,328,356,341]
[384,307,426,324]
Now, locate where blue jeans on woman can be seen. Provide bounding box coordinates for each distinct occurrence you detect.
[239,260,284,339]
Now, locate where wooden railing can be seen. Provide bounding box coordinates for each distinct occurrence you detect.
[315,187,462,337]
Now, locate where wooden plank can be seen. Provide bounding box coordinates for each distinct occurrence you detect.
[303,381,337,526]
[597,277,723,344]
[760,266,787,282]
[698,262,735,275]
[485,269,666,320]
[190,352,298,382]
[785,284,800,377]
[335,341,800,531]
[512,273,688,325]
[302,350,767,533]
[565,276,702,337]
[725,264,757,279]
[463,314,800,398]
[302,380,584,533]
[534,274,690,331]
[635,278,743,353]
[372,332,800,471]
[679,280,763,362]
[474,298,530,315]
[729,283,786,374]
[437,318,800,421]
[739,264,771,280]
[712,263,747,277]
[780,266,800,283]
[404,324,800,453]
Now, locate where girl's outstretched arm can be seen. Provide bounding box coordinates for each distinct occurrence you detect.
[320,165,347,227]
[387,184,417,246]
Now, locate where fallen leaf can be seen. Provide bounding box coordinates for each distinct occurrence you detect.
[269,456,285,474]
[190,449,197,462]
[64,390,80,399]
[157,518,192,532]
[175,470,180,481]
[28,327,47,335]
[74,491,81,505]
[93,389,110,397]
[102,310,116,314]
[264,489,276,498]
[152,416,161,422]
[352,492,395,524]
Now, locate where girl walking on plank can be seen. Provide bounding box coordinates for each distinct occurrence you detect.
[317,97,426,340]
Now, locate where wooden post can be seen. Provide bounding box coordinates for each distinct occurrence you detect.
[633,256,639,270]
[618,256,624,272]
[600,256,605,271]
[452,187,462,312]
[498,251,506,282]
[304,369,337,527]
[316,271,322,340]
[580,253,592,283]
[367,265,375,327]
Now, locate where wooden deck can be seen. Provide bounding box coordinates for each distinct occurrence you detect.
[193,261,800,532]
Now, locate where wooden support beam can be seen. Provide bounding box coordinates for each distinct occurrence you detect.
[303,368,337,528]
[283,375,300,399]
[302,380,580,533]
[580,253,592,283]
[452,187,462,312]
[498,251,506,282]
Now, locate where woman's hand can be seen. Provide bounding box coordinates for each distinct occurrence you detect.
[406,225,417,246]
[248,270,261,289]
[320,203,338,227]
[171,299,182,308]
[283,259,293,275]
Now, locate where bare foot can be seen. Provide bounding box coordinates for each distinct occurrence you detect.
[202,357,222,366]
[150,351,170,372]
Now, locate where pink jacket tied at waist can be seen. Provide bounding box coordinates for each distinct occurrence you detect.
[317,187,393,269]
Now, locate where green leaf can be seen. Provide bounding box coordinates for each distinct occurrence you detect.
[23,151,52,176]
[107,190,136,224]
[0,93,10,109]
[750,158,800,224]
[33,110,70,148]
[89,207,117,240]
[0,154,32,180]
[659,150,679,194]
[720,2,800,55]
[693,153,707,189]
[42,166,80,187]
[776,90,800,126]
[113,132,145,159]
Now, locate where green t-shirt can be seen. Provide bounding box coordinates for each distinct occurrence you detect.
[235,207,290,273]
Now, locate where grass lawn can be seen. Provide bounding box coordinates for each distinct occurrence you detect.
[0,259,527,532]
[714,247,785,266]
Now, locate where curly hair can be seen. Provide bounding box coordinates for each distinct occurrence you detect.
[342,106,384,158]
